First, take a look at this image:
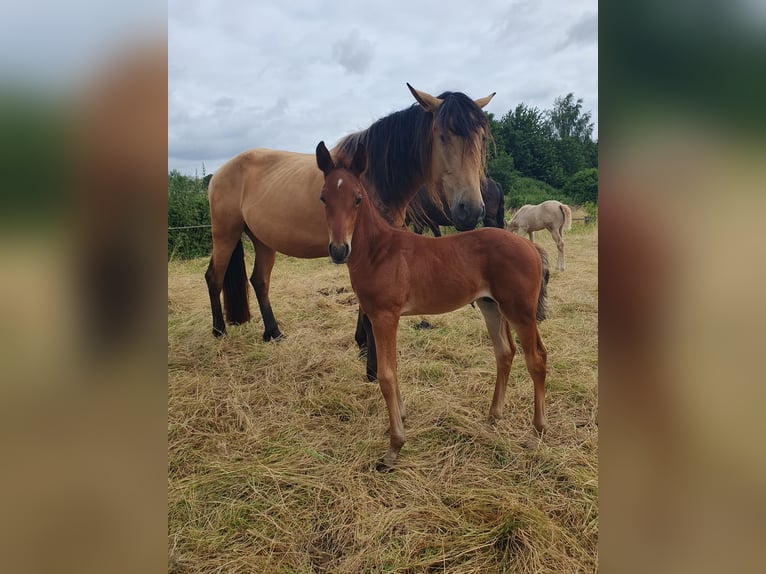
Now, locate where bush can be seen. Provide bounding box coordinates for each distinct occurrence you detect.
[563,168,598,205]
[504,174,562,209]
[168,170,212,260]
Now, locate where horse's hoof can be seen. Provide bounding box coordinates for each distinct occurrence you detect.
[212,327,226,338]
[366,371,378,383]
[375,460,395,473]
[263,331,284,343]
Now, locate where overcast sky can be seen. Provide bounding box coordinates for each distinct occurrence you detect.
[169,0,597,176]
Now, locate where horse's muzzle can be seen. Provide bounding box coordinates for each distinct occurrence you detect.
[328,242,350,264]
[452,200,485,231]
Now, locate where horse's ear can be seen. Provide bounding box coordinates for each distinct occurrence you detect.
[350,143,367,177]
[474,91,496,109]
[407,83,442,113]
[316,141,335,175]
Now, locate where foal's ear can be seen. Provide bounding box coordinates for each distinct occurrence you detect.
[350,143,367,177]
[315,141,335,175]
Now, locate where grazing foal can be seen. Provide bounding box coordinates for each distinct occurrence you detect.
[316,141,550,470]
[506,200,572,271]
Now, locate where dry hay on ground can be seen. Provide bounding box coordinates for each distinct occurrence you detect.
[168,222,597,573]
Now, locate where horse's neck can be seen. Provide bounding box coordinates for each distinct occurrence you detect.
[340,109,431,224]
[348,192,397,270]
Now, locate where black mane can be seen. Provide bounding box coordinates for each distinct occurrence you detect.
[333,91,488,223]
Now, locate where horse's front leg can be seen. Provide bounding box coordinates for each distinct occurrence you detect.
[250,239,282,342]
[369,312,404,471]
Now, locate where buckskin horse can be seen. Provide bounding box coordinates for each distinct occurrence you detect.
[316,140,549,471]
[205,85,495,366]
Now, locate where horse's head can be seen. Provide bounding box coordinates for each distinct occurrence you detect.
[407,83,495,231]
[316,140,367,264]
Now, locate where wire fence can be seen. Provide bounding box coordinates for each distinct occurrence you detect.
[168,224,213,260]
[168,224,212,230]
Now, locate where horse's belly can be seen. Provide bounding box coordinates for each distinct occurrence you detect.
[400,288,490,316]
[270,237,329,259]
[243,206,329,258]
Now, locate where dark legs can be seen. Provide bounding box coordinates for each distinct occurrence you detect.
[355,309,379,382]
[205,229,246,338]
[249,238,283,342]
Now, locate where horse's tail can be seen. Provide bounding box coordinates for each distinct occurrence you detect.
[223,239,251,325]
[534,244,550,322]
[560,203,572,232]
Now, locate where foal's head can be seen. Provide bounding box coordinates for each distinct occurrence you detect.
[316,140,368,264]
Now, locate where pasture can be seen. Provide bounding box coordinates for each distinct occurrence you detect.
[168,219,597,573]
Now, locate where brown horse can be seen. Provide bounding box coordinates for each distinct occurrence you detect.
[205,85,495,354]
[316,141,549,471]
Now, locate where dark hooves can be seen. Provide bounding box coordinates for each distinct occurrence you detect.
[366,371,378,383]
[375,461,395,473]
[263,331,284,343]
[212,327,226,338]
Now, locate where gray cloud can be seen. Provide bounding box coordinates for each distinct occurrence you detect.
[168,0,598,174]
[557,11,598,51]
[332,29,374,74]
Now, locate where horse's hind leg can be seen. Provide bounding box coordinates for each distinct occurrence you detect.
[205,227,247,337]
[248,237,283,342]
[477,299,516,422]
[551,228,566,271]
[513,320,548,433]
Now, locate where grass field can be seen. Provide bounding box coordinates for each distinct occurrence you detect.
[168,218,598,573]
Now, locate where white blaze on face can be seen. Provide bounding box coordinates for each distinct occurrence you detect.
[337,178,343,189]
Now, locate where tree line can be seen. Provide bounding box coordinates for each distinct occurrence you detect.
[486,93,598,208]
[169,93,597,259]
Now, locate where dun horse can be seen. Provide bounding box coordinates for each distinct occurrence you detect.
[507,200,572,271]
[205,85,494,366]
[407,177,505,236]
[316,141,549,470]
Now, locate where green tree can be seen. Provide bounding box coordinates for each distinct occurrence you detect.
[168,169,212,259]
[563,168,599,205]
[548,93,594,141]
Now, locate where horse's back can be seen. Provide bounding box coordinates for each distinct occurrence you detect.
[208,148,330,256]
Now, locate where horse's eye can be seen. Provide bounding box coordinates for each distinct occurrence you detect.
[439,133,446,143]
[355,195,362,206]
[319,195,326,204]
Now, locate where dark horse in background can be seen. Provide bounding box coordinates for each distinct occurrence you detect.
[205,84,494,378]
[406,177,505,236]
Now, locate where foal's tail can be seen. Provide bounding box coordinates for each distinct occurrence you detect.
[223,239,251,325]
[534,244,550,322]
[560,203,572,232]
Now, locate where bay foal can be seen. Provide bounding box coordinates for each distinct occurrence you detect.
[316,141,550,470]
